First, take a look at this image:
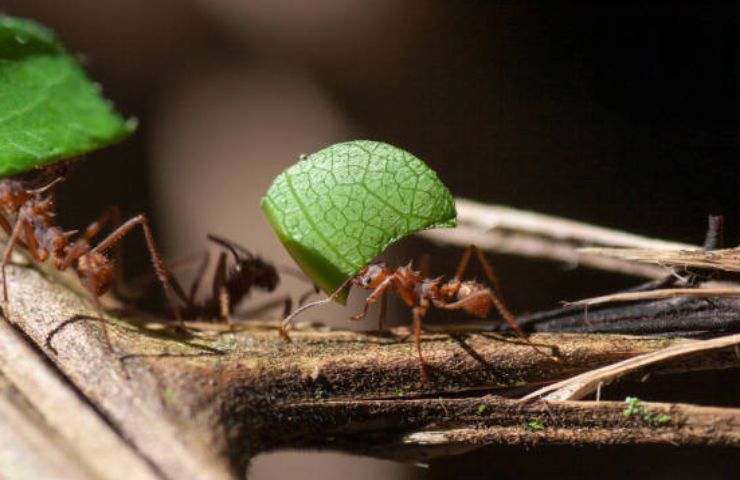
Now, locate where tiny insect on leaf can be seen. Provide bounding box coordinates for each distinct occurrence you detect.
[261,140,456,300]
[0,16,135,177]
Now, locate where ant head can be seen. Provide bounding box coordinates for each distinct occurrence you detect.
[252,260,280,291]
[356,263,386,289]
[208,235,281,291]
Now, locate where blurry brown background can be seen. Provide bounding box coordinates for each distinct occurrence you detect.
[3,1,739,478]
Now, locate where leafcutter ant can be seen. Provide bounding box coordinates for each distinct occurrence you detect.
[281,245,545,379]
[167,234,293,324]
[0,161,180,350]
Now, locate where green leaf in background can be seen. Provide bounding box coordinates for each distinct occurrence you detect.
[0,16,135,177]
[261,140,457,299]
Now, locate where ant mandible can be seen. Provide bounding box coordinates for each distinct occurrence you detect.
[281,245,544,379]
[168,234,290,324]
[0,161,180,350]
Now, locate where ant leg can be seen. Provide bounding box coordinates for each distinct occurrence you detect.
[211,252,227,306]
[412,305,428,380]
[351,276,393,321]
[471,245,504,293]
[81,206,122,241]
[455,245,503,289]
[378,292,387,330]
[467,249,546,350]
[454,245,475,280]
[0,213,13,236]
[282,296,293,317]
[211,252,235,329]
[2,217,26,302]
[22,221,50,262]
[460,244,513,318]
[0,213,30,250]
[91,214,182,323]
[88,284,115,355]
[488,291,549,356]
[441,290,547,356]
[280,276,354,337]
[144,251,208,305]
[59,240,90,271]
[218,287,234,330]
[81,207,132,295]
[187,251,210,305]
[486,291,527,339]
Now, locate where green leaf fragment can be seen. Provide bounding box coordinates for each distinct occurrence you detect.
[526,419,545,431]
[261,140,456,298]
[623,396,671,426]
[0,16,135,177]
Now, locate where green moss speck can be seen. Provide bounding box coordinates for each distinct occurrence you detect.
[526,419,545,431]
[623,396,671,427]
[164,387,177,404]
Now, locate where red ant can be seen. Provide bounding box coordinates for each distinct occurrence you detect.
[167,234,293,324]
[0,161,180,350]
[281,245,545,379]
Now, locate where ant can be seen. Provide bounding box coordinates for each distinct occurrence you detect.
[167,234,291,324]
[0,161,180,351]
[281,245,545,379]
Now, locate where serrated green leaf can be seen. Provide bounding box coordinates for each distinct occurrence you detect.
[0,16,135,177]
[261,140,456,298]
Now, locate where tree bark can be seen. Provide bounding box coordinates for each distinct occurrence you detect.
[1,262,739,479]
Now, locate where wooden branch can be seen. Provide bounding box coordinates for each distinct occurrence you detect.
[270,397,740,460]
[0,317,160,480]
[1,261,739,479]
[514,296,740,335]
[419,198,698,278]
[522,333,740,401]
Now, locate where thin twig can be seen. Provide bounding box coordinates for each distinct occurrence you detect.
[447,199,696,249]
[419,198,696,278]
[571,286,740,306]
[521,333,740,401]
[581,247,740,273]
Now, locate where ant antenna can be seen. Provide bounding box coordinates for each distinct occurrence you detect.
[207,234,253,262]
[280,276,354,334]
[26,176,64,195]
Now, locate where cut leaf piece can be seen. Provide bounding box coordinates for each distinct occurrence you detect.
[0,16,135,177]
[261,140,456,299]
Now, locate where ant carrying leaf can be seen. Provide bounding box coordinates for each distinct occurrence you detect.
[281,245,547,379]
[0,162,180,351]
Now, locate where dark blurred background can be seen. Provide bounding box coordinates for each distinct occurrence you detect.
[3,1,739,478]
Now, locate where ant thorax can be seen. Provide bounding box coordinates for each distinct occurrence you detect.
[416,277,442,300]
